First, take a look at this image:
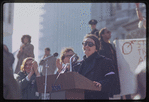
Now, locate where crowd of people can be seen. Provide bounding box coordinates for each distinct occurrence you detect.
[3,3,146,100]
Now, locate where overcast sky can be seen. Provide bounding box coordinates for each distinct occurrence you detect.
[12,3,44,61]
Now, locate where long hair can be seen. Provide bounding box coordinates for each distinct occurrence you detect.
[99,28,106,41]
[98,28,110,50]
[20,57,34,73]
[21,35,31,44]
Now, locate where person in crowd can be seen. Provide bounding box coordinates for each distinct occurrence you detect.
[15,35,34,74]
[16,57,40,99]
[135,3,146,29]
[98,27,121,98]
[3,44,20,99]
[39,47,57,75]
[3,44,15,74]
[75,34,116,99]
[56,48,79,74]
[88,19,99,38]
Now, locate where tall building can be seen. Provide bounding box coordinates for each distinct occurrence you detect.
[93,3,146,45]
[3,3,14,52]
[38,3,146,61]
[39,3,91,61]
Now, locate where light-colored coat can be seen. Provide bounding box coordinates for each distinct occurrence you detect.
[15,43,34,74]
[40,55,56,76]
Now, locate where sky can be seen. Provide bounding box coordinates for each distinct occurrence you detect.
[12,3,44,62]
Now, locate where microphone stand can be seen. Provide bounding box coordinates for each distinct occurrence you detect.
[49,63,69,99]
[69,54,76,72]
[43,60,49,100]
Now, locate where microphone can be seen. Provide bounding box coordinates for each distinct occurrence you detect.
[53,52,58,57]
[39,52,58,65]
[70,53,79,72]
[72,54,79,63]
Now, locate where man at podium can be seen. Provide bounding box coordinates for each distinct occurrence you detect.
[76,34,116,99]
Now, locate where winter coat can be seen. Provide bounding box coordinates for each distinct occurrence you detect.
[16,72,38,99]
[39,55,57,75]
[75,52,116,99]
[99,40,121,97]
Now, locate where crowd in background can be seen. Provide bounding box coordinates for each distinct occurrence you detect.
[3,3,146,100]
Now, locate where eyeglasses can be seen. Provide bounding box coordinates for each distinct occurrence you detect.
[65,54,73,57]
[82,41,95,47]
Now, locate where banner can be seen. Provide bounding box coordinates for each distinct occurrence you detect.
[115,38,146,96]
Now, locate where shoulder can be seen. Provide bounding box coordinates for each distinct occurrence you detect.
[95,54,112,63]
[27,44,34,48]
[51,56,57,60]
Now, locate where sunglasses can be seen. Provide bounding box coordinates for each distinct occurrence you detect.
[82,41,95,47]
[65,54,73,57]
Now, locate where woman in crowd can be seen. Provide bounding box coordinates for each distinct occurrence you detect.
[15,35,35,74]
[16,57,40,99]
[76,34,116,99]
[98,28,120,98]
[56,48,79,74]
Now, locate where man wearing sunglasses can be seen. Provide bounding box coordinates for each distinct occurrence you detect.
[88,19,99,38]
[99,28,121,98]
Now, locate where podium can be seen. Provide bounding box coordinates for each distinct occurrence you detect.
[36,72,101,99]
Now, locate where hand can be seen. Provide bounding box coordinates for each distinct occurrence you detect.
[32,61,40,76]
[93,81,102,90]
[20,44,25,52]
[27,62,35,80]
[56,59,63,73]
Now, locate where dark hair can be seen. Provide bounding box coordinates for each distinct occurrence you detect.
[60,48,74,63]
[21,35,31,44]
[99,28,106,41]
[45,47,50,51]
[83,34,100,52]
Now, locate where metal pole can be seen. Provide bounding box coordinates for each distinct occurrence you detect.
[43,60,48,100]
[69,54,76,72]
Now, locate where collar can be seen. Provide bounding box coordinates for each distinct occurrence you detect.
[83,52,98,62]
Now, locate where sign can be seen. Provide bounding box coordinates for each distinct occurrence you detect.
[115,38,146,96]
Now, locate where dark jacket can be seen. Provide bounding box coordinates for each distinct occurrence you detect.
[76,52,116,99]
[16,72,39,99]
[89,28,99,38]
[99,40,121,97]
[3,50,20,99]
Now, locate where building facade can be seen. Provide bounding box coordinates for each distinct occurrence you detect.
[39,3,92,61]
[3,3,14,52]
[93,3,146,45]
[38,3,146,61]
